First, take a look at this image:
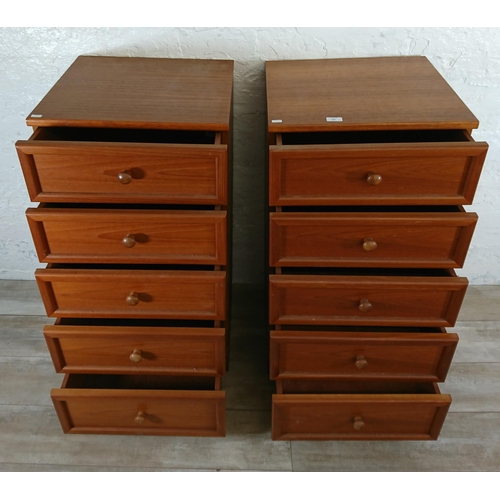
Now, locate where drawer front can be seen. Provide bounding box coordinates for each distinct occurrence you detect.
[16,140,228,205]
[27,208,227,265]
[269,142,487,206]
[36,268,226,320]
[270,330,458,381]
[52,383,225,436]
[269,274,467,327]
[270,211,477,268]
[272,391,450,440]
[44,325,226,376]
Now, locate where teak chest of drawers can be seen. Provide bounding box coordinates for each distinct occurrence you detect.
[16,56,233,436]
[266,56,488,440]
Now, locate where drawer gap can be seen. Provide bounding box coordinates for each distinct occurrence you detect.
[279,379,438,395]
[279,129,471,146]
[279,205,463,213]
[33,127,220,145]
[37,203,220,211]
[274,325,445,333]
[64,374,219,391]
[46,263,218,271]
[280,267,455,277]
[56,318,218,328]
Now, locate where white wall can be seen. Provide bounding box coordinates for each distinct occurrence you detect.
[0,27,498,284]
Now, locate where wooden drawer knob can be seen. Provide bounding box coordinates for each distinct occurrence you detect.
[353,416,365,430]
[359,298,372,312]
[362,237,377,251]
[122,234,136,248]
[135,411,146,424]
[129,349,142,363]
[366,172,382,185]
[126,292,139,306]
[118,172,132,184]
[355,355,368,369]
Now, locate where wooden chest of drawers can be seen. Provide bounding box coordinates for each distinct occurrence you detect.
[266,56,488,440]
[16,56,233,436]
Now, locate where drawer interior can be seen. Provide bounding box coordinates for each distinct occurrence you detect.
[64,373,220,391]
[280,267,455,277]
[56,318,217,328]
[32,127,220,145]
[46,263,217,271]
[37,203,220,211]
[279,205,464,213]
[278,129,471,146]
[278,379,438,395]
[276,325,445,333]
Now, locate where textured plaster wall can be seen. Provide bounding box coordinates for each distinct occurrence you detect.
[0,27,499,284]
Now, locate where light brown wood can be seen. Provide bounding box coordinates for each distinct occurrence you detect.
[266,57,478,132]
[269,210,477,268]
[272,380,450,440]
[36,268,226,320]
[44,324,226,376]
[269,272,468,327]
[269,329,458,381]
[26,56,234,130]
[51,374,226,436]
[27,207,227,265]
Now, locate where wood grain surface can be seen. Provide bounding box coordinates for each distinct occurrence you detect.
[26,56,234,130]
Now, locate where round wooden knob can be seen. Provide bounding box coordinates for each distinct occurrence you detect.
[362,237,377,251]
[122,234,136,248]
[366,172,382,185]
[359,298,372,312]
[118,172,132,184]
[353,416,365,430]
[355,355,368,369]
[126,292,139,306]
[129,349,142,363]
[135,411,146,424]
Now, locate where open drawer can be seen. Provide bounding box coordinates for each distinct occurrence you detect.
[269,268,468,328]
[269,206,477,268]
[27,205,227,265]
[16,127,228,205]
[35,265,226,320]
[272,379,450,440]
[270,327,457,382]
[269,130,487,206]
[51,374,226,436]
[44,319,226,377]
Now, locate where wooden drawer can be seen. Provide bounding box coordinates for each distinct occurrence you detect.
[272,379,450,440]
[36,266,226,320]
[269,270,467,327]
[51,374,225,436]
[270,328,457,382]
[27,206,227,265]
[269,130,488,206]
[44,320,226,376]
[270,208,477,268]
[16,127,228,205]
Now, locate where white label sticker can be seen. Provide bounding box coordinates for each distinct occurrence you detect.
[326,116,343,122]
[30,114,43,118]
[271,119,282,123]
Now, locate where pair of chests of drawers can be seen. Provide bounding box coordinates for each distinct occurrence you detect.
[17,126,229,436]
[268,129,488,440]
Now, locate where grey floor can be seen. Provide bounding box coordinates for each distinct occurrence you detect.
[1,280,499,471]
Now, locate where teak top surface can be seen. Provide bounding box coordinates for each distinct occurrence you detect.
[27,56,234,131]
[266,57,479,132]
